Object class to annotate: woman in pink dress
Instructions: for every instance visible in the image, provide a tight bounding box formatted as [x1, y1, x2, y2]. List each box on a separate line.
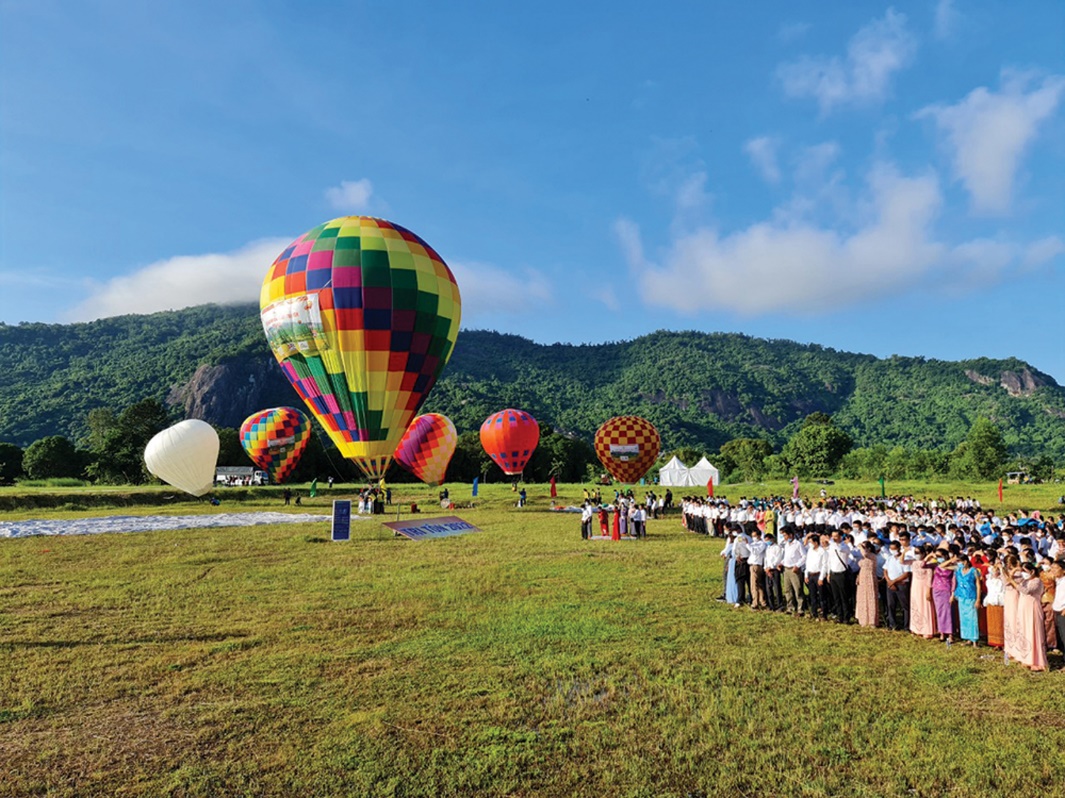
[855, 541, 879, 627]
[909, 548, 937, 640]
[1001, 554, 1023, 663]
[931, 547, 958, 643]
[1005, 563, 1048, 672]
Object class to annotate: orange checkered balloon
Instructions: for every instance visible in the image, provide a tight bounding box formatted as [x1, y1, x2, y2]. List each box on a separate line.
[594, 416, 660, 484]
[394, 413, 457, 487]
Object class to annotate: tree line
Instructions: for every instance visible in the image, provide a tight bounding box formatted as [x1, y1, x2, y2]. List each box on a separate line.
[0, 400, 1055, 488]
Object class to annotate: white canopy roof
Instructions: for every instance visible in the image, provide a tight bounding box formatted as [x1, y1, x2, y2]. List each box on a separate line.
[688, 456, 720, 487]
[658, 455, 693, 487]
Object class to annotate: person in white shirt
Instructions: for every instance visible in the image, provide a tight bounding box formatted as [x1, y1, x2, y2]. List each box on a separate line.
[823, 530, 853, 623]
[763, 534, 784, 611]
[781, 527, 807, 615]
[732, 527, 751, 606]
[1051, 559, 1065, 655]
[883, 540, 911, 630]
[804, 533, 827, 620]
[580, 501, 594, 539]
[748, 531, 768, 609]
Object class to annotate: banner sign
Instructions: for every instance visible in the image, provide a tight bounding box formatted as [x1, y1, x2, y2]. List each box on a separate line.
[331, 500, 352, 541]
[383, 515, 481, 541]
[609, 443, 640, 461]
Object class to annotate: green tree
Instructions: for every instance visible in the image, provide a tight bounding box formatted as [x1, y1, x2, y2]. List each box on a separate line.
[88, 399, 171, 484]
[23, 436, 81, 479]
[951, 418, 1008, 480]
[719, 438, 773, 481]
[782, 419, 853, 478]
[216, 427, 250, 467]
[0, 442, 24, 484]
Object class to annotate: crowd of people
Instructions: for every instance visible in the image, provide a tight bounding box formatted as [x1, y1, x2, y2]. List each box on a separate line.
[578, 488, 674, 540]
[681, 494, 1064, 672]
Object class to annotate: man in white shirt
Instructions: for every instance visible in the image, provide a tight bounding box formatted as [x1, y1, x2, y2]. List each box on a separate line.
[748, 531, 768, 609]
[581, 501, 594, 539]
[1050, 559, 1065, 655]
[823, 530, 853, 623]
[763, 533, 784, 612]
[781, 527, 807, 615]
[804, 532, 826, 620]
[883, 540, 910, 630]
[732, 527, 751, 606]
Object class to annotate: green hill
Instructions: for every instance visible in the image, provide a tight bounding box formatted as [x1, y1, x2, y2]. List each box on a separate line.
[0, 304, 1062, 459]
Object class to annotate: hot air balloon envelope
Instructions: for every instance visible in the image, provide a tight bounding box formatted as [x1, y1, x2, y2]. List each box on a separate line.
[594, 416, 660, 484]
[394, 413, 457, 487]
[144, 419, 220, 497]
[240, 407, 311, 484]
[480, 409, 539, 476]
[260, 216, 461, 481]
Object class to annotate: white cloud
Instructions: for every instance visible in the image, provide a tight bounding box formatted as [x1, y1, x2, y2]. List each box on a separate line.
[623, 164, 943, 314]
[67, 238, 291, 322]
[916, 71, 1065, 214]
[777, 8, 916, 113]
[744, 136, 781, 183]
[324, 178, 374, 212]
[933, 0, 957, 39]
[447, 260, 553, 324]
[618, 160, 1061, 316]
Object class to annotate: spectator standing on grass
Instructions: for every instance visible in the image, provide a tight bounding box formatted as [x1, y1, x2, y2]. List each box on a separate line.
[1005, 563, 1048, 671]
[883, 540, 911, 631]
[780, 527, 806, 615]
[931, 547, 958, 643]
[954, 556, 981, 646]
[732, 527, 751, 607]
[1051, 559, 1065, 655]
[581, 501, 593, 540]
[824, 530, 852, 623]
[984, 561, 1006, 648]
[764, 534, 783, 611]
[855, 541, 879, 628]
[805, 533, 826, 620]
[748, 530, 768, 610]
[283, 488, 291, 506]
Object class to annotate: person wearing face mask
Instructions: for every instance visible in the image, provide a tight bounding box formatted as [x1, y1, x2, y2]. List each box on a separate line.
[1003, 562, 1048, 672]
[910, 546, 938, 640]
[931, 546, 959, 644]
[983, 560, 1006, 649]
[883, 541, 911, 631]
[953, 555, 981, 647]
[1051, 559, 1065, 657]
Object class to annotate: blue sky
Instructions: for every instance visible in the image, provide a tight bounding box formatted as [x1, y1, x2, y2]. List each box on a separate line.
[2, 0, 1063, 381]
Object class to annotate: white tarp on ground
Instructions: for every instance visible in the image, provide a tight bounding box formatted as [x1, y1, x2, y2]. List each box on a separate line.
[688, 457, 720, 487]
[0, 512, 338, 540]
[658, 456, 693, 487]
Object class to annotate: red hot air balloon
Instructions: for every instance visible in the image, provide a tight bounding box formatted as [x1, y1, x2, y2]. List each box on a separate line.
[480, 409, 539, 476]
[594, 416, 660, 484]
[394, 413, 458, 487]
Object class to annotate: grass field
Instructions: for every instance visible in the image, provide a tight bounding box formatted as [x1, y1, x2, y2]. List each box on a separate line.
[1, 481, 1063, 797]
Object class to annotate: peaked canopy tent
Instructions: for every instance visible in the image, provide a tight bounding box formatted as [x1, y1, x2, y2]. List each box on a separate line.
[688, 456, 720, 487]
[658, 456, 693, 487]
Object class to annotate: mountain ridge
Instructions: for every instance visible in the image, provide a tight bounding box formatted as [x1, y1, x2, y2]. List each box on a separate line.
[0, 304, 1062, 459]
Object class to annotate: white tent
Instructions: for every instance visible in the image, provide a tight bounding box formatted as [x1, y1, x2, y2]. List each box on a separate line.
[658, 456, 693, 487]
[688, 456, 720, 488]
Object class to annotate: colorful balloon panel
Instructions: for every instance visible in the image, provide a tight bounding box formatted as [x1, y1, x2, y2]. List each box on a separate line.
[594, 416, 660, 484]
[144, 419, 219, 497]
[480, 409, 539, 476]
[239, 407, 311, 484]
[260, 216, 462, 481]
[394, 413, 457, 487]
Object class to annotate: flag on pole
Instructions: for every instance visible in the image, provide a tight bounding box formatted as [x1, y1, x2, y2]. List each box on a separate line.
[707, 478, 714, 498]
[549, 476, 557, 498]
[472, 477, 479, 497]
[997, 478, 1003, 503]
[791, 476, 800, 499]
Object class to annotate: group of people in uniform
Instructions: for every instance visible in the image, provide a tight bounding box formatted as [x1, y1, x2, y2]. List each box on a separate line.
[687, 494, 1063, 673]
[578, 488, 674, 540]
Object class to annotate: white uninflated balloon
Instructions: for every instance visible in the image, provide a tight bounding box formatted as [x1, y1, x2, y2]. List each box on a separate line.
[144, 420, 219, 497]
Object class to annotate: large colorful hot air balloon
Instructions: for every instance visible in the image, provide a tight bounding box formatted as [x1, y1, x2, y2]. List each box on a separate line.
[594, 416, 660, 484]
[260, 216, 461, 481]
[480, 409, 539, 476]
[239, 407, 311, 484]
[394, 413, 457, 487]
[144, 419, 219, 496]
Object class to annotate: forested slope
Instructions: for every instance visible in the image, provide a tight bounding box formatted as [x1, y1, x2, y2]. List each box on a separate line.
[0, 304, 1062, 459]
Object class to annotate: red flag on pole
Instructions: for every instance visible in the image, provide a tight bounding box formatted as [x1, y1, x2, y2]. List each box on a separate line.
[549, 476, 557, 498]
[707, 478, 714, 498]
[998, 478, 1003, 503]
